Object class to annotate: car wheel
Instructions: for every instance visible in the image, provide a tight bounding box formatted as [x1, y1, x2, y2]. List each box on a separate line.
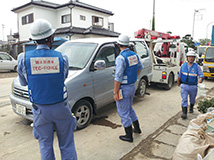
[136, 78, 147, 97]
[13, 66, 17, 72]
[73, 99, 93, 130]
[164, 73, 174, 90]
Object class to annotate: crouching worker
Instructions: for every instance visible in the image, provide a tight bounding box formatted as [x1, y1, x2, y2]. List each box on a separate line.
[114, 34, 143, 143]
[17, 19, 77, 160]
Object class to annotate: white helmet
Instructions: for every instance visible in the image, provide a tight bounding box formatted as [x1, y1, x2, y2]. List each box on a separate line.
[186, 51, 196, 57]
[117, 34, 129, 46]
[30, 19, 55, 40]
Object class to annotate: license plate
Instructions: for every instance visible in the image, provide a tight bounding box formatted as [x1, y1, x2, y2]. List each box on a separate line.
[16, 104, 26, 116]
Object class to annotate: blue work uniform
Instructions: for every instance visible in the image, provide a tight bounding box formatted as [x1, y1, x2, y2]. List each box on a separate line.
[115, 48, 143, 127]
[178, 62, 204, 107]
[17, 44, 77, 160]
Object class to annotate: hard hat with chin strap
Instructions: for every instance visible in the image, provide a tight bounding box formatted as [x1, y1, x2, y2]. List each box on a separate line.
[186, 51, 197, 57]
[117, 34, 130, 46]
[30, 19, 55, 40]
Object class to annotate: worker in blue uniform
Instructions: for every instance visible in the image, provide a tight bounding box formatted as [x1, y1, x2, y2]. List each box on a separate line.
[114, 34, 143, 142]
[17, 19, 77, 160]
[177, 51, 204, 119]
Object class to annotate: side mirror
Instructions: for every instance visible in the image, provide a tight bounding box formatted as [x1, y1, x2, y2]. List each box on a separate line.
[94, 60, 106, 70]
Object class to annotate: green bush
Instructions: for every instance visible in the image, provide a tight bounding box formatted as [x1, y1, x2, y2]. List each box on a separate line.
[197, 98, 214, 113]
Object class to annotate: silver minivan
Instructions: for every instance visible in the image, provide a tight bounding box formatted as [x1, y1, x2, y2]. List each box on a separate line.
[10, 37, 153, 129]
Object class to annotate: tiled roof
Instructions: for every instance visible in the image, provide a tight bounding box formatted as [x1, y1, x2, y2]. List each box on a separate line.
[55, 26, 120, 37]
[12, 0, 113, 15]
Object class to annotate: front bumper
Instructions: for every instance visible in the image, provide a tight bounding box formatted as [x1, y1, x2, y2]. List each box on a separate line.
[10, 93, 33, 121]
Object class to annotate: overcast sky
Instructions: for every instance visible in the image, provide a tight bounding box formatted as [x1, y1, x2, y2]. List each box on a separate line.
[0, 0, 214, 41]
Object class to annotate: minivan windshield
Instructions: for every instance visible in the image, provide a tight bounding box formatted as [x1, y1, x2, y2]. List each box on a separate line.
[55, 42, 98, 69]
[205, 47, 214, 62]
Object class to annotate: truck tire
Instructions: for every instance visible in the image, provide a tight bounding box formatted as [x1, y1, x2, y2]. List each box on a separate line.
[73, 99, 93, 130]
[136, 78, 147, 97]
[164, 73, 174, 90]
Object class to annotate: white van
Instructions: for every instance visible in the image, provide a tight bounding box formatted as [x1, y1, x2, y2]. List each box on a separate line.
[10, 38, 153, 129]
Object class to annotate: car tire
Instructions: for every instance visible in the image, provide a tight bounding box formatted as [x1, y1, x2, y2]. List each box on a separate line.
[73, 99, 93, 130]
[164, 73, 174, 90]
[136, 78, 147, 97]
[13, 66, 17, 72]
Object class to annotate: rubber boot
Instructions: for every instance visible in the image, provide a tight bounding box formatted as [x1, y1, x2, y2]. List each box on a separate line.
[189, 104, 194, 113]
[181, 107, 187, 119]
[133, 120, 142, 134]
[119, 126, 133, 142]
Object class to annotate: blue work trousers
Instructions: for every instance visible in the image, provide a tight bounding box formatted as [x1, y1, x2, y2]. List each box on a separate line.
[180, 84, 197, 107]
[116, 84, 138, 127]
[32, 100, 77, 160]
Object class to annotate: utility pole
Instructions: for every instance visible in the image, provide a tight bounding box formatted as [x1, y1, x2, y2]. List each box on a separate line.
[2, 24, 5, 41]
[192, 8, 205, 40]
[152, 0, 155, 31]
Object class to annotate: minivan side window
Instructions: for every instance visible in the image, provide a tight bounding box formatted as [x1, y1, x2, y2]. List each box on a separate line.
[135, 42, 148, 59]
[95, 44, 116, 68]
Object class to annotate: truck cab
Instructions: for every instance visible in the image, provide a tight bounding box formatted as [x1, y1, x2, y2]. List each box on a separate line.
[203, 46, 214, 79]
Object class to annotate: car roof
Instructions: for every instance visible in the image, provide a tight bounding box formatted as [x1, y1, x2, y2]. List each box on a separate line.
[64, 37, 145, 45]
[0, 52, 9, 55]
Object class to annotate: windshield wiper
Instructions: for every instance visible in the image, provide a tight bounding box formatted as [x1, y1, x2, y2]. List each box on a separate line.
[69, 66, 82, 70]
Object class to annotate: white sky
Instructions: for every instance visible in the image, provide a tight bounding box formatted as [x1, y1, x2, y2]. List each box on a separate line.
[0, 0, 214, 41]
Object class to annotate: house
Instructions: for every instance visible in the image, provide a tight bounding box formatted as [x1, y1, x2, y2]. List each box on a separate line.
[11, 0, 120, 43]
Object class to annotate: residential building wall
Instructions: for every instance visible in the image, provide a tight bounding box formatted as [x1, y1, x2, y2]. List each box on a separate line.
[18, 6, 57, 41]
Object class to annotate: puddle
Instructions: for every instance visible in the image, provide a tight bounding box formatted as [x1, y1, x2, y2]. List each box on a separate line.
[92, 116, 122, 129]
[4, 132, 10, 136]
[16, 119, 32, 126]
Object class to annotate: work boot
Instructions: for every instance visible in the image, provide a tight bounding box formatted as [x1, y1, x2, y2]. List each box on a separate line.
[181, 107, 187, 119]
[189, 104, 194, 113]
[119, 126, 133, 142]
[133, 120, 142, 134]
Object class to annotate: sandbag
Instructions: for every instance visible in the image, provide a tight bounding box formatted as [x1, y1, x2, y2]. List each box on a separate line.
[172, 114, 214, 160]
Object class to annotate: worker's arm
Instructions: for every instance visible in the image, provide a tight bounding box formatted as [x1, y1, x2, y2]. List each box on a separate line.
[114, 55, 125, 101]
[197, 64, 204, 83]
[114, 80, 121, 101]
[17, 52, 28, 86]
[177, 77, 181, 87]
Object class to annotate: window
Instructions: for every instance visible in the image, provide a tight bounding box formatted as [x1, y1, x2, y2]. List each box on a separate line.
[108, 23, 114, 31]
[80, 15, 86, 21]
[92, 16, 103, 27]
[62, 14, 71, 24]
[0, 53, 12, 61]
[95, 44, 116, 68]
[134, 42, 149, 59]
[22, 13, 34, 25]
[55, 42, 97, 69]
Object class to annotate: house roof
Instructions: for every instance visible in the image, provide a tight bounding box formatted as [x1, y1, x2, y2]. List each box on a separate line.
[11, 0, 114, 15]
[55, 26, 120, 37]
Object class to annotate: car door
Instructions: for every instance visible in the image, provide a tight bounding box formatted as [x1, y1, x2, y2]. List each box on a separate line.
[91, 43, 118, 108]
[0, 53, 13, 70]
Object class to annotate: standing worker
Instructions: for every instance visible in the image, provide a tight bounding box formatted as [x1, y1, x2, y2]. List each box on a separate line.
[17, 19, 77, 160]
[114, 34, 143, 143]
[177, 51, 204, 119]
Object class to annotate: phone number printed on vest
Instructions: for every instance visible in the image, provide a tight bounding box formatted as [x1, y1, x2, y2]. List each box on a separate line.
[127, 55, 138, 67]
[30, 57, 60, 74]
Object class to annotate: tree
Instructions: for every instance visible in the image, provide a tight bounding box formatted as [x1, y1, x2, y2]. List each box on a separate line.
[181, 34, 197, 50]
[199, 38, 210, 46]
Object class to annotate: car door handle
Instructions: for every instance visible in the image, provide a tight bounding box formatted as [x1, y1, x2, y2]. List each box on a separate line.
[112, 70, 115, 76]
